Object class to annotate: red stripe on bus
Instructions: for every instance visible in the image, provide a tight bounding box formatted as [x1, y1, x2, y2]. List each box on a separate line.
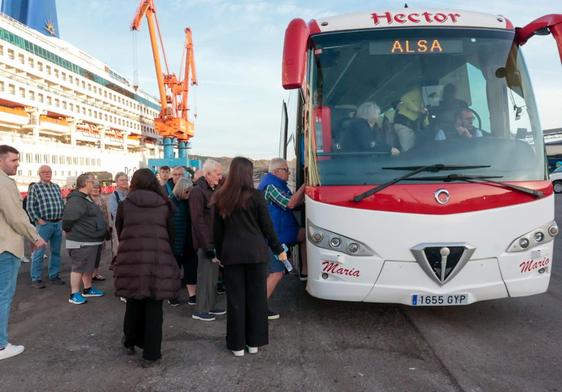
[305, 181, 553, 214]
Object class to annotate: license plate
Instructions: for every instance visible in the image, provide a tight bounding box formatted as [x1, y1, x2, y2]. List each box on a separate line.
[411, 294, 469, 306]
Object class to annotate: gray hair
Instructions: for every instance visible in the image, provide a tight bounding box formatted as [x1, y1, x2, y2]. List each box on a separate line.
[202, 159, 221, 174]
[76, 173, 93, 189]
[114, 171, 128, 182]
[269, 158, 287, 172]
[172, 177, 193, 199]
[356, 102, 380, 121]
[172, 166, 186, 174]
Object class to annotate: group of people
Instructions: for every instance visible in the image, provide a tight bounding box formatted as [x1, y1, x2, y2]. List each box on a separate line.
[337, 83, 483, 154]
[0, 144, 306, 366]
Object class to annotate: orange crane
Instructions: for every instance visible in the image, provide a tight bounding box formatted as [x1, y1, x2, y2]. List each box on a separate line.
[131, 0, 197, 141]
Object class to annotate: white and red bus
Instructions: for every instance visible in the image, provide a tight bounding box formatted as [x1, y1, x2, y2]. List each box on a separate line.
[280, 9, 562, 305]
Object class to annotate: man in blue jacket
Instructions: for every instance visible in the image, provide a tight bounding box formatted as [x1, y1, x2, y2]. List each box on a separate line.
[257, 158, 305, 320]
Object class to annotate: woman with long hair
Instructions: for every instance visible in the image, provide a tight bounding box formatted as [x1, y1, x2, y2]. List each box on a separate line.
[212, 157, 287, 357]
[113, 168, 180, 367]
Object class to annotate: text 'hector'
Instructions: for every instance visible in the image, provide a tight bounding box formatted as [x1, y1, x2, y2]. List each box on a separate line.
[371, 11, 461, 25]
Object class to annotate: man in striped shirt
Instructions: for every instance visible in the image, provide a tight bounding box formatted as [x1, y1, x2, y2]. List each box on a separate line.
[26, 165, 65, 288]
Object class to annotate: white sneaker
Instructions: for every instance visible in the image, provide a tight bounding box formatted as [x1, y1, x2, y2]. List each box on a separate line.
[0, 343, 25, 360]
[232, 349, 244, 357]
[20, 256, 30, 263]
[247, 346, 258, 354]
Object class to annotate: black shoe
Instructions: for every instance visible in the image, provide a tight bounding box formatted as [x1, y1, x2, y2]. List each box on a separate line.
[267, 309, 280, 320]
[216, 282, 226, 295]
[187, 295, 197, 306]
[141, 358, 160, 368]
[31, 280, 46, 289]
[121, 337, 135, 355]
[49, 276, 66, 285]
[168, 298, 181, 307]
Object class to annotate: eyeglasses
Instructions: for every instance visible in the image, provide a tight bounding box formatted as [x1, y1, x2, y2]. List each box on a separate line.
[277, 168, 289, 172]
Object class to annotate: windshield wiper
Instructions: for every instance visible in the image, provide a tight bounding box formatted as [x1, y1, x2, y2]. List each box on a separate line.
[352, 164, 490, 202]
[402, 173, 544, 198]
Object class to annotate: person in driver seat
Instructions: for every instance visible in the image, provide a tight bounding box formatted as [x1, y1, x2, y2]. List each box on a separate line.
[435, 107, 483, 140]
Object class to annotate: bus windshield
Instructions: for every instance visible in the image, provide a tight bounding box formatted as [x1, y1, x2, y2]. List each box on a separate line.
[309, 28, 546, 186]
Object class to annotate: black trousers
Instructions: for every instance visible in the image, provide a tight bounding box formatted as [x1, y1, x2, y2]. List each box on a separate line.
[123, 298, 163, 361]
[223, 263, 268, 351]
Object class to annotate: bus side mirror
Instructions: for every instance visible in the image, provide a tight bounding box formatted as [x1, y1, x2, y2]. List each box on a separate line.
[516, 14, 562, 64]
[282, 19, 309, 90]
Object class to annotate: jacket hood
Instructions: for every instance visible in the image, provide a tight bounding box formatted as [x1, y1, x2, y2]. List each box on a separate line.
[127, 189, 169, 208]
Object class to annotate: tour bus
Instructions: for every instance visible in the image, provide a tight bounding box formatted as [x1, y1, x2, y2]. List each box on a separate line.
[280, 9, 562, 305]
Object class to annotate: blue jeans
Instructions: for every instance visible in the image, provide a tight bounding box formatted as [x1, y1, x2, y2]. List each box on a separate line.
[31, 221, 62, 281]
[0, 252, 21, 348]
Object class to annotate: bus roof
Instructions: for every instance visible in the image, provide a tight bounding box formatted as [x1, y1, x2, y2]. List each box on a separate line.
[312, 9, 513, 33]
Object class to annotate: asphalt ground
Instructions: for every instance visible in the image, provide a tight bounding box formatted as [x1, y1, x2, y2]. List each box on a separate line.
[2, 197, 562, 392]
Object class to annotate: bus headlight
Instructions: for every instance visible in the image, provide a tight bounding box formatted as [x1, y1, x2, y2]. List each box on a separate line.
[307, 221, 374, 256]
[506, 221, 558, 253]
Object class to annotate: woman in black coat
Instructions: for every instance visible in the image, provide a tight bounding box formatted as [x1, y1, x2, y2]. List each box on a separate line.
[113, 168, 180, 367]
[212, 157, 287, 357]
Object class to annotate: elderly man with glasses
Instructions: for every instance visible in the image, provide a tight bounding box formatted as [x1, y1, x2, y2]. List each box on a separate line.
[26, 164, 65, 288]
[257, 158, 306, 320]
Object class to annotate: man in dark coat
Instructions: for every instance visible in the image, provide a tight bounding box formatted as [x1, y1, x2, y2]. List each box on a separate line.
[189, 159, 224, 321]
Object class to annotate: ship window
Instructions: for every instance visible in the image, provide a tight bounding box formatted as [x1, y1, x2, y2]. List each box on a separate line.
[51, 155, 56, 164]
[0, 81, 4, 91]
[38, 93, 43, 102]
[73, 157, 78, 165]
[54, 98, 59, 106]
[0, 45, 3, 55]
[8, 84, 14, 94]
[43, 154, 48, 162]
[19, 87, 25, 97]
[34, 153, 40, 162]
[46, 65, 51, 74]
[7, 49, 14, 60]
[28, 90, 34, 100]
[37, 62, 43, 71]
[54, 69, 59, 78]
[61, 72, 66, 81]
[26, 153, 32, 162]
[27, 170, 32, 176]
[62, 101, 66, 109]
[82, 107, 86, 114]
[47, 96, 52, 105]
[28, 58, 33, 67]
[81, 81, 85, 89]
[18, 53, 24, 64]
[69, 75, 73, 83]
[69, 103, 74, 111]
[88, 109, 92, 116]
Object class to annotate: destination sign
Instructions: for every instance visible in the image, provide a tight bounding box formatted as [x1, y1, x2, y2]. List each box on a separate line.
[369, 39, 463, 55]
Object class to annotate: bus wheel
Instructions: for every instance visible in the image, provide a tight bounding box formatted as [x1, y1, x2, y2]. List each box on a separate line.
[554, 181, 562, 193]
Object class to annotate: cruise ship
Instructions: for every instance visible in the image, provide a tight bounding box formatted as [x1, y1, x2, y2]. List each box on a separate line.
[0, 1, 162, 190]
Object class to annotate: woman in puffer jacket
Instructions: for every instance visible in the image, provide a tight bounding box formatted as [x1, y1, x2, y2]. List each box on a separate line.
[113, 168, 180, 368]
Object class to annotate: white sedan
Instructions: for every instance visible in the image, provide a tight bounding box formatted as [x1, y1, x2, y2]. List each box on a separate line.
[550, 166, 562, 193]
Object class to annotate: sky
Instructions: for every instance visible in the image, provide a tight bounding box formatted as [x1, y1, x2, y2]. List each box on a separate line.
[56, 0, 562, 159]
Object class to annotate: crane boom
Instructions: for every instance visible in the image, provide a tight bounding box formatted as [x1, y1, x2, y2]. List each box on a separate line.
[131, 0, 196, 141]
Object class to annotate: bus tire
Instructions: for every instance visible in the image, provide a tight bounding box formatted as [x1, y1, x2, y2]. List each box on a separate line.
[554, 181, 562, 193]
